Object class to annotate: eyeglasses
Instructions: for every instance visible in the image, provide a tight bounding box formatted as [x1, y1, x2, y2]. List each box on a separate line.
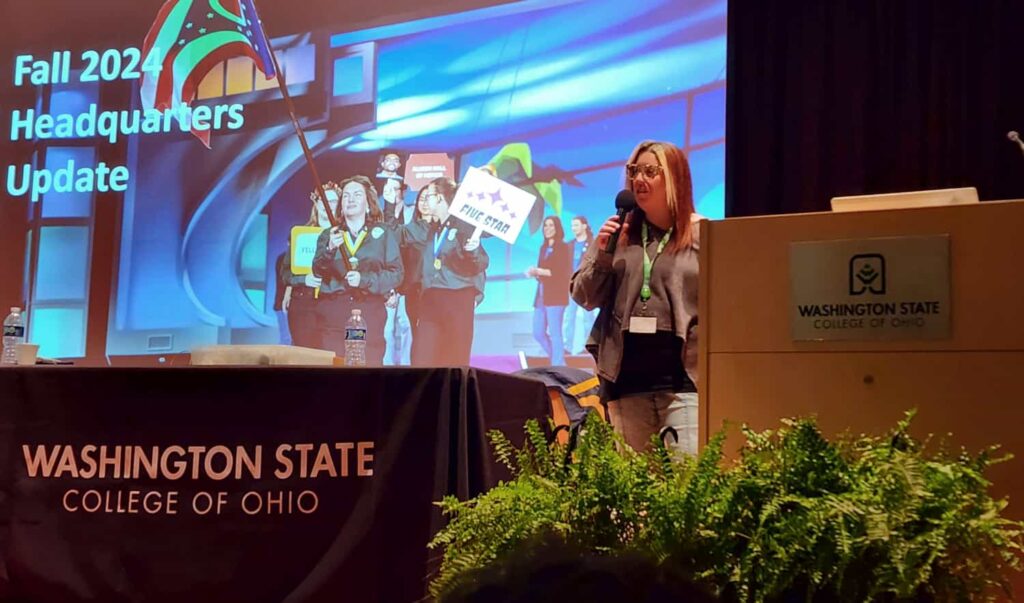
[626, 163, 664, 179]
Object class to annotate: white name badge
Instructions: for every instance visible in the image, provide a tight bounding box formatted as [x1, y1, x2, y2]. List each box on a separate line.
[628, 316, 657, 334]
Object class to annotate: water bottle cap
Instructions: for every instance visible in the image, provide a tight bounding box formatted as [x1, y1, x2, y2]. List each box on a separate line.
[10, 307, 20, 314]
[352, 309, 361, 316]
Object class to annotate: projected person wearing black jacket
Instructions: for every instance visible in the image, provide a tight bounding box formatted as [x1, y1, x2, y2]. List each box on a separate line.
[312, 175, 403, 366]
[280, 185, 339, 349]
[408, 177, 489, 367]
[390, 185, 432, 340]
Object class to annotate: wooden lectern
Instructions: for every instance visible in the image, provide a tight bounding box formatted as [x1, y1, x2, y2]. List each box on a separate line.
[698, 200, 1024, 534]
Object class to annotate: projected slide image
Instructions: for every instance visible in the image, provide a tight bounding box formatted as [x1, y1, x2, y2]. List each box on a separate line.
[4, 0, 726, 368]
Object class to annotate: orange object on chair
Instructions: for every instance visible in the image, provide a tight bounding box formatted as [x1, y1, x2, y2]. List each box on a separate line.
[546, 376, 606, 445]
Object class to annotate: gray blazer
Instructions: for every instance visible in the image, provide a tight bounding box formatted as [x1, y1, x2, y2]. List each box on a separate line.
[569, 220, 699, 387]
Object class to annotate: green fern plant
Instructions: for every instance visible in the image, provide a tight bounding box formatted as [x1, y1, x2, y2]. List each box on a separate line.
[427, 416, 661, 598]
[428, 412, 1024, 602]
[708, 413, 1024, 602]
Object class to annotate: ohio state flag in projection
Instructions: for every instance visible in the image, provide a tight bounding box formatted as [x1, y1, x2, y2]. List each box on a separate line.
[140, 0, 277, 147]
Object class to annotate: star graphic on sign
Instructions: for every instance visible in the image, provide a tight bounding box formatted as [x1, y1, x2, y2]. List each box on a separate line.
[199, 27, 207, 34]
[178, 39, 186, 46]
[186, 22, 193, 29]
[207, 12, 214, 18]
[486, 190, 503, 205]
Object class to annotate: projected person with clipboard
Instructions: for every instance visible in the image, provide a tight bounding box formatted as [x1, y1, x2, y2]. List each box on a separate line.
[282, 184, 342, 349]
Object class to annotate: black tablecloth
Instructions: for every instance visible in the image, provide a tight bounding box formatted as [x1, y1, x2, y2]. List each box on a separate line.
[0, 366, 549, 603]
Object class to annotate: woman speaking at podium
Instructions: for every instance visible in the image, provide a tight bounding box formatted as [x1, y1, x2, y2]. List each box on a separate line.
[570, 140, 700, 455]
[313, 175, 403, 366]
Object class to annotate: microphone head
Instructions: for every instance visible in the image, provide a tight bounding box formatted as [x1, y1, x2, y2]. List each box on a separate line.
[614, 189, 637, 211]
[1009, 131, 1021, 142]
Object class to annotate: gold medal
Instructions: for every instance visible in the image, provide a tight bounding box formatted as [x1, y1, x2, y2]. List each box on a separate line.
[434, 258, 442, 270]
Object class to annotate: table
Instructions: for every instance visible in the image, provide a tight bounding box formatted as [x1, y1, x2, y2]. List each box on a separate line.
[0, 366, 549, 602]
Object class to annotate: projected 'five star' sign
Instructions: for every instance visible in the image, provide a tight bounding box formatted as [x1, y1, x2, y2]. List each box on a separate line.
[472, 189, 516, 220]
[449, 167, 537, 244]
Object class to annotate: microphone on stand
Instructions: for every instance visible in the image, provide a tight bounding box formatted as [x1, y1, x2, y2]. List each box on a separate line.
[1008, 131, 1024, 158]
[605, 190, 637, 254]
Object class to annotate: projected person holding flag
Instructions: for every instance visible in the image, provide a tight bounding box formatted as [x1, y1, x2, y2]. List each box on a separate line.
[409, 177, 489, 367]
[313, 176, 403, 366]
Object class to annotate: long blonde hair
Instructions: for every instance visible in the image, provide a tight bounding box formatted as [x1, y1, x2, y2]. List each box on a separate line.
[625, 140, 695, 251]
[306, 182, 342, 227]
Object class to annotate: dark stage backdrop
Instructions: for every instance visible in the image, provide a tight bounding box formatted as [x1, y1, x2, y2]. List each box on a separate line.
[727, 0, 1024, 216]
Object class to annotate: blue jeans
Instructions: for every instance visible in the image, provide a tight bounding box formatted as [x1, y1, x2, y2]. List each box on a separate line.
[607, 391, 699, 456]
[563, 298, 598, 355]
[275, 310, 291, 345]
[533, 304, 566, 366]
[384, 295, 412, 366]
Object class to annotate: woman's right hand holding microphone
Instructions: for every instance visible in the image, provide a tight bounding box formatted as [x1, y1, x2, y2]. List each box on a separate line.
[595, 214, 629, 253]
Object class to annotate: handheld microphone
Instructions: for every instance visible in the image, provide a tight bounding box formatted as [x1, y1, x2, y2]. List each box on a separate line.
[1008, 131, 1024, 157]
[605, 189, 637, 254]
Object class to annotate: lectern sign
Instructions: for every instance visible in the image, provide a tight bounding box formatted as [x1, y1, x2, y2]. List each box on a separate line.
[789, 235, 950, 341]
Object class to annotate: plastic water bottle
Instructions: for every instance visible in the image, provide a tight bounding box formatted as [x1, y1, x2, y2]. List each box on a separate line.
[344, 309, 367, 367]
[2, 307, 26, 366]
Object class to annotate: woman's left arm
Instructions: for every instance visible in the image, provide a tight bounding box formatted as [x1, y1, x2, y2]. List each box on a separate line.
[556, 242, 571, 282]
[684, 317, 699, 387]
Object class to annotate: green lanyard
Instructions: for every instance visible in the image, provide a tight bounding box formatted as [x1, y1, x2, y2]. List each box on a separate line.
[641, 221, 673, 302]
